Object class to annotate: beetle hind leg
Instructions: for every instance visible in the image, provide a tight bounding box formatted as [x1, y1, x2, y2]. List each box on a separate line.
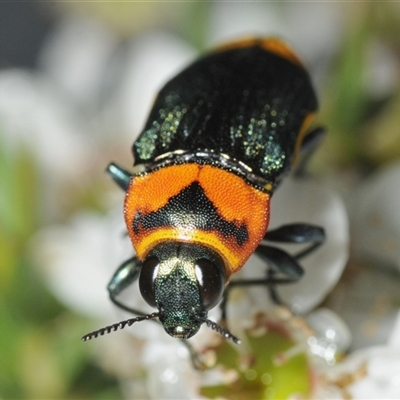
[258, 223, 325, 303]
[263, 223, 325, 261]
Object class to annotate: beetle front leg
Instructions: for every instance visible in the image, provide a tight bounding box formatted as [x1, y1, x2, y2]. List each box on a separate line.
[107, 256, 148, 316]
[106, 162, 132, 192]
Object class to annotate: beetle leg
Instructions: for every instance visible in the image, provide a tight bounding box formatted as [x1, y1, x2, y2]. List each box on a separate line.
[294, 126, 326, 177]
[220, 267, 296, 322]
[264, 223, 324, 243]
[108, 257, 209, 368]
[220, 223, 325, 319]
[107, 256, 149, 316]
[255, 245, 304, 279]
[266, 269, 284, 304]
[106, 162, 132, 191]
[108, 256, 141, 296]
[221, 244, 304, 320]
[263, 223, 325, 261]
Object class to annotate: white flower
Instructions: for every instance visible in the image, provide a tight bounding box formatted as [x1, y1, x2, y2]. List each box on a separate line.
[104, 31, 196, 141]
[0, 69, 91, 180]
[37, 15, 119, 109]
[347, 346, 400, 399]
[0, 68, 97, 222]
[206, 2, 344, 71]
[31, 208, 129, 320]
[351, 162, 400, 272]
[320, 312, 400, 399]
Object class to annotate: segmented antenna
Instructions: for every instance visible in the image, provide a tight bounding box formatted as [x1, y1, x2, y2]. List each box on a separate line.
[82, 313, 240, 344]
[81, 312, 159, 341]
[204, 319, 241, 344]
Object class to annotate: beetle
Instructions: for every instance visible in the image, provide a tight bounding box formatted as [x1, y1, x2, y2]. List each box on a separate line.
[82, 37, 325, 345]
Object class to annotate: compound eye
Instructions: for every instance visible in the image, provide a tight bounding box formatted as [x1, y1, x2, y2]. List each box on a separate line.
[195, 259, 225, 310]
[139, 256, 159, 307]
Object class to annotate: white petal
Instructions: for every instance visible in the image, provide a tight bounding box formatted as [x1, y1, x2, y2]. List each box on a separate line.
[106, 32, 196, 141]
[206, 2, 285, 46]
[206, 2, 342, 66]
[30, 209, 131, 319]
[346, 347, 400, 399]
[306, 308, 352, 365]
[37, 15, 118, 107]
[388, 310, 400, 349]
[270, 177, 349, 313]
[283, 2, 343, 64]
[142, 339, 199, 400]
[351, 162, 400, 271]
[0, 69, 92, 179]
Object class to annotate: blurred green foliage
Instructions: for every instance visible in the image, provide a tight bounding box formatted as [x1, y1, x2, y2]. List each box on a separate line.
[0, 137, 121, 398]
[316, 3, 400, 171]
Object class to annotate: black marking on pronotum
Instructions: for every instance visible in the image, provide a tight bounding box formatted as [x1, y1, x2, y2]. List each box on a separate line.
[133, 181, 249, 245]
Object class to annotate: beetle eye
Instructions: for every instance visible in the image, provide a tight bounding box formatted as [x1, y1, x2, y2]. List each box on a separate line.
[195, 258, 225, 310]
[139, 256, 159, 307]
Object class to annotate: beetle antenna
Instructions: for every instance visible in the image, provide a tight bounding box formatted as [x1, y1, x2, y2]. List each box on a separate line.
[204, 319, 241, 344]
[81, 312, 159, 342]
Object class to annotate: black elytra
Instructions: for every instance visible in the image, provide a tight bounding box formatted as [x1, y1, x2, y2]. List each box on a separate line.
[134, 42, 317, 186]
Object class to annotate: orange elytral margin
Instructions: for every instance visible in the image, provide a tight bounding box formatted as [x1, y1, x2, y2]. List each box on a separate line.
[292, 112, 316, 167]
[124, 164, 270, 279]
[215, 37, 305, 69]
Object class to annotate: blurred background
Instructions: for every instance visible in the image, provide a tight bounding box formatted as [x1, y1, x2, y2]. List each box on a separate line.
[1, 1, 400, 398]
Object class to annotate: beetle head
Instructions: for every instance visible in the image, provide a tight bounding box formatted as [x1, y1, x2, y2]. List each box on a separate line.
[82, 242, 240, 345]
[139, 241, 226, 339]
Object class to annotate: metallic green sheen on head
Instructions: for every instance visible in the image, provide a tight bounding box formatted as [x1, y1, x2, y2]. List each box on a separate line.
[138, 242, 226, 339]
[156, 266, 205, 339]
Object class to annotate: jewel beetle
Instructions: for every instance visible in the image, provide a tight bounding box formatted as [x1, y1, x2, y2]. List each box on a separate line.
[82, 37, 326, 345]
